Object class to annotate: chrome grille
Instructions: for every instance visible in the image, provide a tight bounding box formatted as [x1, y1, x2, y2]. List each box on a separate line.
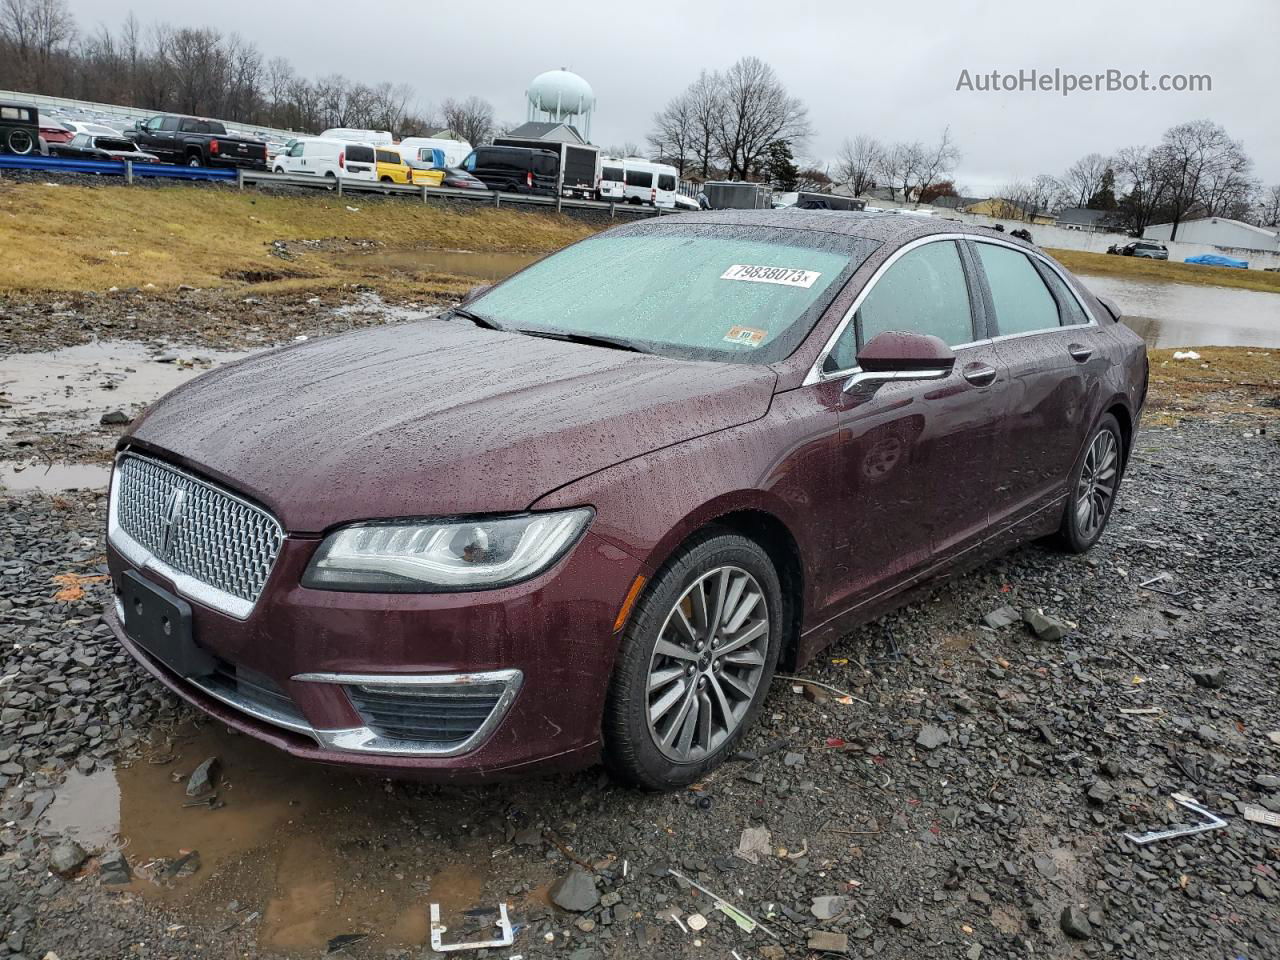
[113, 453, 283, 608]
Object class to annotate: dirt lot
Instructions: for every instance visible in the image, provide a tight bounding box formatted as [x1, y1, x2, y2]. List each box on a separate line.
[2, 198, 1279, 959]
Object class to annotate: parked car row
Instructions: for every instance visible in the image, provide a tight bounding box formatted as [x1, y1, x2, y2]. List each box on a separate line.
[271, 137, 487, 191]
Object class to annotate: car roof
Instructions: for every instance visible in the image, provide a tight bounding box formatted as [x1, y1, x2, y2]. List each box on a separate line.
[647, 208, 1039, 250]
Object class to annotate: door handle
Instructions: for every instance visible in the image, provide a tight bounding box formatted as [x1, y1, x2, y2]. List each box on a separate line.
[961, 362, 998, 387]
[1068, 343, 1093, 362]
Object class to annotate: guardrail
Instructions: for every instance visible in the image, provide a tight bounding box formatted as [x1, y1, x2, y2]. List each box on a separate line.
[236, 169, 666, 218]
[0, 154, 669, 218]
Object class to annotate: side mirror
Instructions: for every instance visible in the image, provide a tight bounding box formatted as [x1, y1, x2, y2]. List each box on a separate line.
[461, 283, 492, 305]
[846, 331, 955, 391]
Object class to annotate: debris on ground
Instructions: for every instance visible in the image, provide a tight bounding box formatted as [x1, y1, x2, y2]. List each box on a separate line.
[1022, 607, 1071, 641]
[184, 757, 220, 798]
[548, 868, 599, 912]
[734, 825, 772, 865]
[981, 605, 1020, 629]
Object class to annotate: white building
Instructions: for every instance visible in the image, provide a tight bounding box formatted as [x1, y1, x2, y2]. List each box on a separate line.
[1144, 217, 1280, 253]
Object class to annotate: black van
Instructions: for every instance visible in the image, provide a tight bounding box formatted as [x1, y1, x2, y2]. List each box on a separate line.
[0, 101, 40, 155]
[460, 146, 558, 196]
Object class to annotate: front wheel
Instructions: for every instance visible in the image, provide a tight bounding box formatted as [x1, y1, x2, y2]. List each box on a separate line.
[1057, 413, 1124, 553]
[604, 531, 783, 790]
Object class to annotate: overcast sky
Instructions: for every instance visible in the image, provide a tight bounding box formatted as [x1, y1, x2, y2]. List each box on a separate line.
[68, 0, 1279, 193]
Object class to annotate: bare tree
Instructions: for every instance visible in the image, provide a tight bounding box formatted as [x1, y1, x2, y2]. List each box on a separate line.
[713, 56, 809, 180]
[686, 70, 724, 178]
[914, 127, 960, 202]
[1060, 153, 1110, 208]
[834, 134, 881, 195]
[877, 141, 925, 202]
[648, 90, 694, 173]
[1112, 145, 1170, 233]
[1152, 119, 1251, 239]
[1253, 184, 1280, 227]
[0, 0, 76, 89]
[442, 95, 495, 145]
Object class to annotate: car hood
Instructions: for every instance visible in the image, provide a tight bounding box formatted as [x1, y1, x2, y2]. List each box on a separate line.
[125, 320, 777, 533]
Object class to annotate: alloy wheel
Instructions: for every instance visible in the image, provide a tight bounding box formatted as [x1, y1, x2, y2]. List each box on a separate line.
[645, 565, 769, 762]
[1076, 428, 1118, 539]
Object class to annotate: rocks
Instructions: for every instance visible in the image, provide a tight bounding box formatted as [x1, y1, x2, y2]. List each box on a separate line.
[1023, 608, 1071, 642]
[1189, 666, 1226, 689]
[982, 605, 1020, 629]
[99, 410, 131, 425]
[888, 909, 915, 927]
[915, 724, 951, 750]
[185, 757, 220, 797]
[548, 868, 599, 912]
[48, 839, 87, 877]
[1086, 780, 1115, 805]
[810, 895, 848, 919]
[98, 850, 131, 884]
[1060, 905, 1093, 940]
[807, 930, 849, 953]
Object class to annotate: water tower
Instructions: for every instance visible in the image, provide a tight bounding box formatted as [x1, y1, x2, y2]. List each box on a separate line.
[526, 68, 595, 141]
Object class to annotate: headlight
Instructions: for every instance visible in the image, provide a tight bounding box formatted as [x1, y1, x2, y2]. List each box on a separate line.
[301, 509, 593, 592]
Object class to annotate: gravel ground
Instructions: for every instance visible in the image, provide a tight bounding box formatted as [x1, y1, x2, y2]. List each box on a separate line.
[1, 411, 1277, 959]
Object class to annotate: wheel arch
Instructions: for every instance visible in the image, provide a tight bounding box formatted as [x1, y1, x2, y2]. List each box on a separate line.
[635, 495, 807, 671]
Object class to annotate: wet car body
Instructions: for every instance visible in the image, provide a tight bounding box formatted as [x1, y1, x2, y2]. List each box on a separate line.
[105, 211, 1148, 784]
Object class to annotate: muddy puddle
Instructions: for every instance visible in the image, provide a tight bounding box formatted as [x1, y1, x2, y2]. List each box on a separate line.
[0, 340, 253, 492]
[333, 249, 539, 283]
[1079, 273, 1280, 348]
[38, 721, 553, 954]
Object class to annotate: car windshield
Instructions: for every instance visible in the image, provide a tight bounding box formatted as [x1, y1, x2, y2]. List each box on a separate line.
[469, 223, 878, 364]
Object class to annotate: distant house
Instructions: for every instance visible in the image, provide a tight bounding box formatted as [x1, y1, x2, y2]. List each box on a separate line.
[1144, 217, 1280, 252]
[428, 128, 467, 141]
[931, 195, 984, 210]
[502, 121, 586, 145]
[963, 197, 1055, 225]
[1055, 207, 1117, 233]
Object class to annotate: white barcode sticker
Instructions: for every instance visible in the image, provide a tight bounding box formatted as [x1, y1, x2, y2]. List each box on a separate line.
[721, 264, 821, 288]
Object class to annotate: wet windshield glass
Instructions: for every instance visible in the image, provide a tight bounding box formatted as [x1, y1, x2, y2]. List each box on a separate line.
[470, 224, 877, 363]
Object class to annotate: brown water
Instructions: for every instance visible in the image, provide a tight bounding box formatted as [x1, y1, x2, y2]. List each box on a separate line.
[0, 460, 109, 492]
[1079, 274, 1280, 348]
[39, 721, 551, 953]
[333, 249, 540, 282]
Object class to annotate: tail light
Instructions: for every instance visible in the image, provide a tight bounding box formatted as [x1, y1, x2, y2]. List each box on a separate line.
[527, 171, 533, 188]
[339, 151, 345, 169]
[209, 138, 219, 154]
[651, 187, 656, 203]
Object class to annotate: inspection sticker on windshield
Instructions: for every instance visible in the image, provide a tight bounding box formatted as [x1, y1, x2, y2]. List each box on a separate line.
[723, 325, 768, 347]
[721, 264, 821, 288]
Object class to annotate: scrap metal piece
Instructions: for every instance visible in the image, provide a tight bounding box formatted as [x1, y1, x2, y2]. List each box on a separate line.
[1124, 793, 1227, 845]
[428, 902, 513, 953]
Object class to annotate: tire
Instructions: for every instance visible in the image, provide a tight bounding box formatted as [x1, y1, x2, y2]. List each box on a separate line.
[604, 530, 783, 790]
[1056, 413, 1124, 553]
[6, 128, 35, 155]
[187, 154, 201, 167]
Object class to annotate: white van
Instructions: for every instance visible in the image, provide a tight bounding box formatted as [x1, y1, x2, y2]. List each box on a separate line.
[398, 136, 472, 169]
[320, 127, 393, 146]
[598, 157, 625, 201]
[621, 159, 679, 208]
[273, 137, 377, 182]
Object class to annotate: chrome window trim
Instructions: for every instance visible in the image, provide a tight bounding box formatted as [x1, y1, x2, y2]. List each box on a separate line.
[292, 668, 524, 758]
[803, 233, 1097, 387]
[107, 452, 283, 621]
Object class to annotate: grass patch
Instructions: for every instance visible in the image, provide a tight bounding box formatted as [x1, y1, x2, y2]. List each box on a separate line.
[1146, 346, 1280, 424]
[1048, 247, 1280, 294]
[0, 181, 596, 297]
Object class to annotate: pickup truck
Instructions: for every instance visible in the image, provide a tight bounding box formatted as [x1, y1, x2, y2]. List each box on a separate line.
[128, 115, 268, 169]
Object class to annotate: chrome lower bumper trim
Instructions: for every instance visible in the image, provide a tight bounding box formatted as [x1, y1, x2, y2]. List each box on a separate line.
[189, 674, 316, 738]
[295, 669, 524, 758]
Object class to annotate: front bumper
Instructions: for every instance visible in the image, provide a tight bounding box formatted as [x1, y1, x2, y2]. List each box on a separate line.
[105, 527, 642, 780]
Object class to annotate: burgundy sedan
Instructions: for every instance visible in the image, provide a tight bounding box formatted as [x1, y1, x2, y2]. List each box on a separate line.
[105, 211, 1147, 789]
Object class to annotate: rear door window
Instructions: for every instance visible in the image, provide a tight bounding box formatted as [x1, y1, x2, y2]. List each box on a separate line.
[532, 154, 557, 176]
[626, 169, 654, 188]
[346, 145, 374, 163]
[827, 240, 974, 371]
[974, 243, 1061, 336]
[658, 174, 676, 191]
[603, 165, 624, 181]
[376, 149, 400, 164]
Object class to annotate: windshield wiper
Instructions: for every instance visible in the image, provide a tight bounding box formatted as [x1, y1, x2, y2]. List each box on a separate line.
[518, 329, 651, 355]
[449, 307, 505, 331]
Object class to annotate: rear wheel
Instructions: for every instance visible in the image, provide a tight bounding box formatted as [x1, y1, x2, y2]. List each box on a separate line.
[1057, 413, 1123, 552]
[187, 154, 201, 167]
[604, 531, 782, 790]
[6, 128, 35, 155]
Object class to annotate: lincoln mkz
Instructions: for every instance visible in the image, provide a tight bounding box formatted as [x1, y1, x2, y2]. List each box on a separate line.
[106, 210, 1147, 789]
